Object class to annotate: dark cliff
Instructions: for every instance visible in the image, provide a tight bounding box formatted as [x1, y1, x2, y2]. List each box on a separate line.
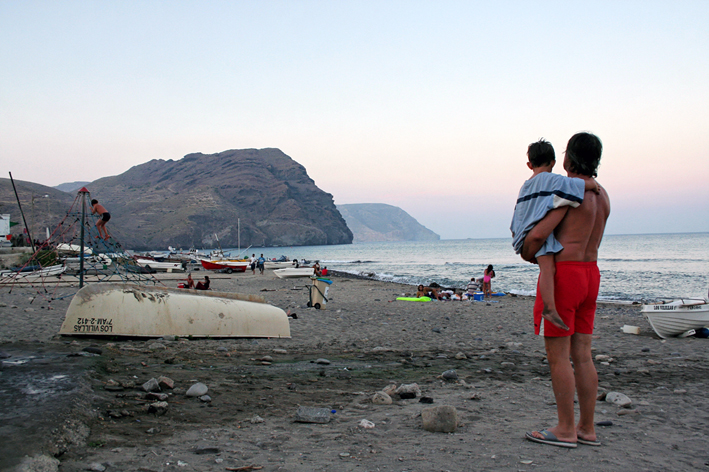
[88, 148, 353, 250]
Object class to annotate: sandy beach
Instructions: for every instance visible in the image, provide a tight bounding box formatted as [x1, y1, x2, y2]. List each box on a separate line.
[1, 270, 708, 471]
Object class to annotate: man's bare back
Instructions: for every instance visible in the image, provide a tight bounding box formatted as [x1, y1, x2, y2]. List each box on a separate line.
[555, 182, 610, 262]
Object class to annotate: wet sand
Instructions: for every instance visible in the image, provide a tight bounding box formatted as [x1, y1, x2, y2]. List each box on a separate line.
[1, 270, 708, 471]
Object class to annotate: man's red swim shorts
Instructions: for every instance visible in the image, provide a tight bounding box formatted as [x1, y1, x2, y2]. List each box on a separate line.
[534, 261, 600, 337]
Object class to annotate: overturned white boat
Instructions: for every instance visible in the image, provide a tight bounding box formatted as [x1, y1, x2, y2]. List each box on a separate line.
[59, 283, 290, 338]
[273, 267, 315, 279]
[641, 298, 709, 338]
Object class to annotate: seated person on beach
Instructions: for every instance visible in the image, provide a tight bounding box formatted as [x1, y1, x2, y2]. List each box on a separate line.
[466, 277, 482, 295]
[510, 138, 599, 330]
[312, 262, 322, 277]
[416, 284, 440, 300]
[90, 199, 111, 241]
[181, 273, 195, 289]
[195, 276, 210, 290]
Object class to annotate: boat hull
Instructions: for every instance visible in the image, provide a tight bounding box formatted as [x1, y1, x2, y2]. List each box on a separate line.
[273, 268, 315, 278]
[200, 260, 248, 272]
[59, 283, 290, 338]
[641, 302, 709, 338]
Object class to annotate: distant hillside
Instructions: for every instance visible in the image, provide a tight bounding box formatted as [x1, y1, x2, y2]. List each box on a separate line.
[1, 149, 353, 250]
[54, 181, 90, 193]
[87, 148, 352, 249]
[337, 203, 439, 243]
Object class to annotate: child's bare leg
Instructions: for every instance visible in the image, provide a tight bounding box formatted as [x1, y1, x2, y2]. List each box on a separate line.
[537, 255, 569, 331]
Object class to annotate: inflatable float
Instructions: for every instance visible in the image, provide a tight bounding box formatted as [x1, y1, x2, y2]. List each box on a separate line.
[396, 296, 432, 302]
[59, 283, 290, 338]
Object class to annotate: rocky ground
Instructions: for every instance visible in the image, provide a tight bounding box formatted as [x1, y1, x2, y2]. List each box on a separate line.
[1, 270, 708, 471]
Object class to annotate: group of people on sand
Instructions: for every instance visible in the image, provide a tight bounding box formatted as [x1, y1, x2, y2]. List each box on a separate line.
[179, 274, 210, 290]
[416, 264, 496, 301]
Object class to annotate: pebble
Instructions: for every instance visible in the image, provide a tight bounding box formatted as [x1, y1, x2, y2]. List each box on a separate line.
[83, 347, 103, 355]
[88, 462, 106, 471]
[149, 343, 166, 351]
[358, 419, 375, 429]
[441, 370, 458, 380]
[421, 405, 458, 433]
[216, 346, 228, 352]
[372, 391, 392, 405]
[142, 378, 161, 392]
[186, 382, 208, 397]
[148, 401, 168, 415]
[146, 392, 169, 401]
[199, 395, 212, 402]
[295, 406, 332, 424]
[315, 358, 331, 365]
[454, 352, 467, 360]
[193, 446, 220, 454]
[273, 349, 287, 354]
[158, 376, 175, 389]
[606, 392, 633, 408]
[396, 383, 421, 399]
[250, 415, 265, 424]
[382, 384, 397, 396]
[674, 389, 687, 394]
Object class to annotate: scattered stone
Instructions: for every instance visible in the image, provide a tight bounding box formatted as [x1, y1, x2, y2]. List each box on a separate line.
[83, 347, 103, 355]
[148, 401, 168, 415]
[161, 335, 177, 341]
[371, 346, 387, 352]
[421, 405, 459, 433]
[295, 406, 332, 423]
[88, 462, 107, 471]
[142, 378, 161, 392]
[186, 382, 208, 397]
[641, 348, 650, 352]
[595, 420, 613, 426]
[419, 396, 434, 404]
[595, 354, 610, 361]
[432, 328, 441, 333]
[158, 376, 175, 389]
[606, 392, 632, 408]
[146, 392, 169, 401]
[273, 349, 287, 354]
[216, 346, 228, 352]
[382, 384, 397, 396]
[674, 389, 687, 394]
[120, 380, 136, 389]
[372, 391, 392, 405]
[396, 383, 421, 399]
[250, 415, 265, 424]
[358, 419, 375, 429]
[617, 409, 640, 416]
[441, 370, 458, 380]
[199, 395, 212, 403]
[193, 446, 220, 454]
[260, 355, 274, 362]
[454, 352, 467, 360]
[315, 358, 331, 365]
[146, 427, 160, 434]
[597, 391, 608, 401]
[0, 351, 10, 359]
[149, 343, 166, 351]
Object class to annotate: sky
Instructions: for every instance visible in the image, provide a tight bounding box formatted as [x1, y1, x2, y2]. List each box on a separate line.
[1, 1, 708, 239]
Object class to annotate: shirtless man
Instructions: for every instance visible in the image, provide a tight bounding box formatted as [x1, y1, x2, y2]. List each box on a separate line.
[91, 199, 111, 241]
[522, 132, 610, 448]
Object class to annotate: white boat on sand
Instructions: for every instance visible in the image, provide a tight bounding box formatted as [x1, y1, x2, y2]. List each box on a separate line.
[641, 298, 709, 338]
[135, 257, 184, 272]
[273, 267, 315, 279]
[59, 283, 290, 338]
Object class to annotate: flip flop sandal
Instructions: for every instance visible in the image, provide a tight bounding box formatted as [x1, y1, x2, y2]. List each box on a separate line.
[525, 430, 577, 448]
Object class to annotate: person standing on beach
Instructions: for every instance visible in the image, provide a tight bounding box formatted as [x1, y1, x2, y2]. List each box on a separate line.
[257, 254, 266, 274]
[90, 199, 111, 241]
[522, 132, 610, 448]
[482, 265, 495, 298]
[250, 254, 257, 274]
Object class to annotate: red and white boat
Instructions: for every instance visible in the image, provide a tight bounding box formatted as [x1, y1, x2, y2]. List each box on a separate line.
[200, 259, 249, 273]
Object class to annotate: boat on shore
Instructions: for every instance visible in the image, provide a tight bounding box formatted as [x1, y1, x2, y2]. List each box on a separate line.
[200, 259, 249, 273]
[134, 256, 184, 273]
[273, 267, 315, 279]
[59, 283, 290, 338]
[0, 264, 66, 281]
[641, 298, 709, 338]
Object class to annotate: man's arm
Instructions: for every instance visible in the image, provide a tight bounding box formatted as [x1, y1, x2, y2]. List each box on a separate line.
[521, 207, 568, 262]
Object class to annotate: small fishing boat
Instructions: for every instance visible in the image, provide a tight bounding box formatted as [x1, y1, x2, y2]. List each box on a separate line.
[273, 267, 315, 279]
[134, 257, 184, 272]
[200, 259, 249, 273]
[641, 298, 709, 338]
[264, 260, 297, 269]
[0, 264, 66, 281]
[59, 283, 290, 338]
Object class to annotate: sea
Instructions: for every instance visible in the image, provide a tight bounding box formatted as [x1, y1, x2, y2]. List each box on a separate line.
[221, 232, 709, 304]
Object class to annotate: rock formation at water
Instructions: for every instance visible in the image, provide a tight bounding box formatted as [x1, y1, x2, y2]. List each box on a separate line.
[337, 203, 440, 243]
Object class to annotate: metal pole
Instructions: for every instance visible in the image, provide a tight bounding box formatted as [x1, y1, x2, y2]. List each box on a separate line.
[8, 172, 36, 253]
[79, 190, 87, 288]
